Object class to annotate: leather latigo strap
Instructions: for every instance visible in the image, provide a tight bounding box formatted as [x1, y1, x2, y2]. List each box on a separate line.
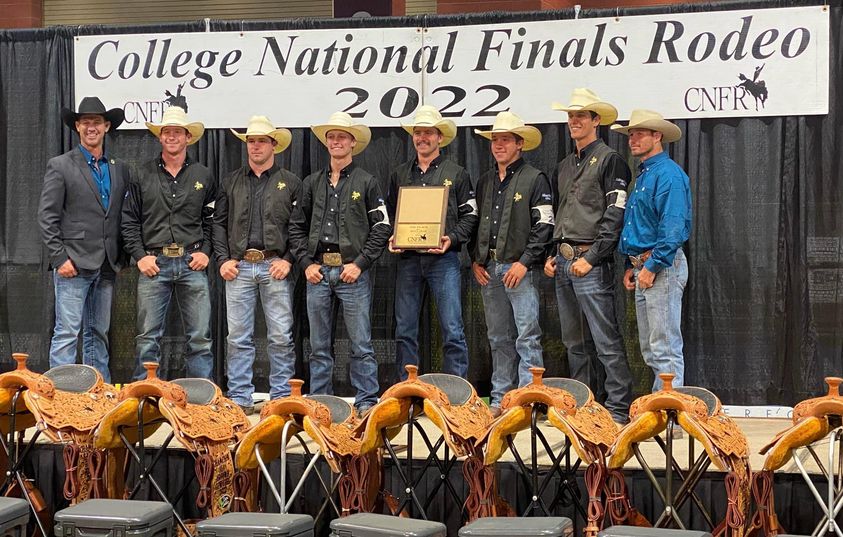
[96, 362, 248, 516]
[608, 374, 751, 537]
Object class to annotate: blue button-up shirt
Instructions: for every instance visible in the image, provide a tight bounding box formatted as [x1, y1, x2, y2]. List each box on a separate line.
[619, 151, 691, 273]
[79, 144, 111, 210]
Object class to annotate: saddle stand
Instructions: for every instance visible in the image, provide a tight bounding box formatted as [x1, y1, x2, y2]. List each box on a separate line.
[379, 398, 463, 520]
[505, 403, 586, 521]
[794, 425, 843, 537]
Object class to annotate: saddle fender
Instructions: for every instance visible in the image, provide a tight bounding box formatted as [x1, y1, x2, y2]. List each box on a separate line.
[480, 405, 532, 466]
[760, 416, 828, 471]
[235, 415, 298, 470]
[608, 411, 667, 468]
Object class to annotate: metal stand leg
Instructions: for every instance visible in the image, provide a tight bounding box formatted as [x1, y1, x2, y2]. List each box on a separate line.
[794, 426, 843, 537]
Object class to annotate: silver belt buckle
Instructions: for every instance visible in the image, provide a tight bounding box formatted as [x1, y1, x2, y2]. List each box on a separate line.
[559, 243, 575, 260]
[162, 243, 184, 258]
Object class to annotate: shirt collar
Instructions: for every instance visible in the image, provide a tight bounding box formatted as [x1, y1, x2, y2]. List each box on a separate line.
[158, 155, 191, 171]
[638, 150, 669, 173]
[248, 163, 279, 178]
[325, 161, 355, 180]
[414, 154, 442, 172]
[505, 157, 525, 176]
[575, 139, 601, 162]
[78, 144, 107, 163]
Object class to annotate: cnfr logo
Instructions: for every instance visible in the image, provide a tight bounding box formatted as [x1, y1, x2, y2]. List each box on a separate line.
[684, 63, 769, 113]
[122, 84, 191, 126]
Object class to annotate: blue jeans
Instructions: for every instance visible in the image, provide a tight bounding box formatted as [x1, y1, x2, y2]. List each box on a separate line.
[225, 259, 296, 406]
[554, 258, 633, 422]
[133, 254, 213, 380]
[49, 268, 114, 383]
[480, 261, 543, 407]
[634, 248, 689, 391]
[395, 252, 469, 379]
[306, 267, 379, 409]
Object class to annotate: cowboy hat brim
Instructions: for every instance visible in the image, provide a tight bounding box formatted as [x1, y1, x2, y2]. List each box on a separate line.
[61, 107, 125, 131]
[401, 119, 457, 147]
[146, 122, 205, 145]
[551, 101, 619, 125]
[230, 128, 293, 154]
[311, 124, 372, 156]
[611, 119, 682, 143]
[474, 125, 542, 151]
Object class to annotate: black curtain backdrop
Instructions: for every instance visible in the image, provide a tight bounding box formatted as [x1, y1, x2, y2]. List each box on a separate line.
[0, 0, 840, 405]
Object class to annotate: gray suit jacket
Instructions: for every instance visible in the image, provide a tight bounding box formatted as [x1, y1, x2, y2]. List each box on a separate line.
[38, 146, 130, 271]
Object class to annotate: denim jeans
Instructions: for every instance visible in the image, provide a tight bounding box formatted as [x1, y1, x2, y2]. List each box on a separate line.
[480, 261, 543, 407]
[225, 259, 296, 406]
[554, 258, 633, 422]
[306, 267, 379, 409]
[395, 251, 469, 379]
[50, 267, 115, 383]
[634, 248, 689, 391]
[133, 254, 212, 381]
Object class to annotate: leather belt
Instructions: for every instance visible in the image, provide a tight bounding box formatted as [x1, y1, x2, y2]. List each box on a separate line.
[559, 243, 591, 261]
[147, 241, 201, 258]
[321, 253, 343, 267]
[629, 250, 652, 269]
[242, 249, 278, 263]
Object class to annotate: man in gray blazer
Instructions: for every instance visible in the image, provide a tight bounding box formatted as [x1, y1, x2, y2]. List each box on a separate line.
[38, 97, 131, 382]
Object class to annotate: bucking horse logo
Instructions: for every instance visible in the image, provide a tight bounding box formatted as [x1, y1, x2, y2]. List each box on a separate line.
[737, 64, 768, 111]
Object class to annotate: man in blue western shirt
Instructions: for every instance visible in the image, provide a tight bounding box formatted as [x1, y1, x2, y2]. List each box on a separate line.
[612, 110, 692, 391]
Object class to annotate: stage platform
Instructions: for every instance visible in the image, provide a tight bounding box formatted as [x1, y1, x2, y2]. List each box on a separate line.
[18, 414, 840, 536]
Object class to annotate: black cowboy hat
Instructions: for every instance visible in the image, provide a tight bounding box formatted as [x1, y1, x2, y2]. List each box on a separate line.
[61, 96, 125, 131]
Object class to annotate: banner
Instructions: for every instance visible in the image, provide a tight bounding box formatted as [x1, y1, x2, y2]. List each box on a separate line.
[73, 6, 829, 129]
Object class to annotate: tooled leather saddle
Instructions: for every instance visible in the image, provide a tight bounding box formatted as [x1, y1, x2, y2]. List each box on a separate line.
[477, 367, 618, 536]
[236, 379, 379, 515]
[93, 362, 250, 517]
[607, 373, 750, 537]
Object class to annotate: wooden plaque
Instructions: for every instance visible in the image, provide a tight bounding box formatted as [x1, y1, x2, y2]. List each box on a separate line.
[393, 185, 449, 250]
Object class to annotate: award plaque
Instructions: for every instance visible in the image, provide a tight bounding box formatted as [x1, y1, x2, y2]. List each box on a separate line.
[394, 185, 449, 250]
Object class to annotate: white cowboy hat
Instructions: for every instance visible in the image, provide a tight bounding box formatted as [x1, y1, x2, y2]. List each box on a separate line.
[551, 88, 618, 126]
[611, 109, 682, 143]
[230, 116, 292, 154]
[474, 111, 542, 151]
[146, 106, 204, 145]
[311, 112, 371, 156]
[401, 105, 457, 147]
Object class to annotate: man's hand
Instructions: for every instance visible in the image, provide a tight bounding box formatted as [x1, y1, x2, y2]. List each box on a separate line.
[623, 268, 635, 291]
[472, 262, 490, 286]
[188, 252, 209, 271]
[570, 258, 593, 278]
[57, 259, 77, 278]
[637, 267, 656, 289]
[502, 261, 528, 289]
[305, 263, 323, 284]
[137, 255, 160, 277]
[387, 235, 404, 254]
[269, 259, 292, 280]
[543, 257, 556, 278]
[340, 263, 362, 284]
[426, 236, 452, 255]
[219, 259, 239, 281]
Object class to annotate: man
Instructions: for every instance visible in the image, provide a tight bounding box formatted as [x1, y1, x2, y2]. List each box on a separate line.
[387, 105, 478, 379]
[38, 97, 131, 382]
[121, 106, 215, 380]
[212, 116, 302, 413]
[544, 89, 633, 424]
[612, 110, 691, 391]
[290, 111, 390, 414]
[472, 111, 554, 416]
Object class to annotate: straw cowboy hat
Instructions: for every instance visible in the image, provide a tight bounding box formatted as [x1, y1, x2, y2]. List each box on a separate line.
[611, 109, 682, 143]
[311, 112, 371, 156]
[61, 96, 125, 130]
[146, 106, 204, 145]
[474, 111, 542, 151]
[230, 116, 292, 154]
[401, 105, 457, 147]
[551, 88, 618, 125]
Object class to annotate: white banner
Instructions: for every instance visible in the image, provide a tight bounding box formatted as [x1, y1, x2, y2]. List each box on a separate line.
[73, 6, 829, 129]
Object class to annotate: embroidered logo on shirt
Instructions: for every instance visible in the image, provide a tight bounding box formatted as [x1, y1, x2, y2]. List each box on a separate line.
[589, 156, 598, 166]
[194, 181, 203, 190]
[513, 192, 522, 202]
[277, 182, 286, 190]
[443, 178, 453, 187]
[352, 191, 361, 200]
